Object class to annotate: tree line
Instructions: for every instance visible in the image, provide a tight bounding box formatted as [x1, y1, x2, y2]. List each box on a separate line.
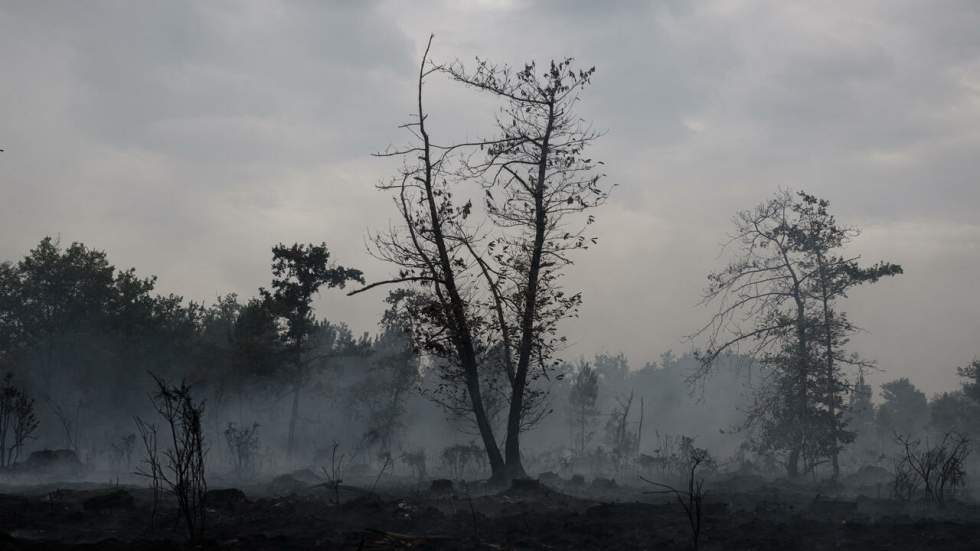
[0, 237, 419, 470]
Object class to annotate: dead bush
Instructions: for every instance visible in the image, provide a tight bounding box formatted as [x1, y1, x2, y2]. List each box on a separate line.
[893, 432, 970, 506]
[147, 374, 208, 543]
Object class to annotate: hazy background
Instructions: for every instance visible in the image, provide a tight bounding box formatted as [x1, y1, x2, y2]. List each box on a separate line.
[1, 0, 978, 398]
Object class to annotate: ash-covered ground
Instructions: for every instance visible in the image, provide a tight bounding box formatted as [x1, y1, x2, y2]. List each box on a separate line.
[2, 459, 979, 550]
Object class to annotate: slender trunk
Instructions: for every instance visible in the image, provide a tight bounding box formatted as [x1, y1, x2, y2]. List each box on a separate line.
[787, 447, 800, 479]
[286, 382, 300, 460]
[778, 238, 809, 480]
[637, 397, 644, 452]
[504, 101, 555, 480]
[0, 412, 8, 468]
[413, 37, 504, 478]
[818, 254, 840, 480]
[286, 331, 304, 461]
[792, 293, 808, 479]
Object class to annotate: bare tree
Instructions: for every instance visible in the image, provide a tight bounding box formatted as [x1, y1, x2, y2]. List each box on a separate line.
[0, 373, 39, 467]
[224, 422, 260, 480]
[147, 374, 208, 543]
[318, 440, 346, 505]
[605, 391, 641, 472]
[48, 396, 82, 453]
[643, 448, 710, 551]
[355, 36, 608, 482]
[445, 55, 608, 479]
[894, 432, 970, 506]
[133, 416, 162, 528]
[352, 35, 507, 479]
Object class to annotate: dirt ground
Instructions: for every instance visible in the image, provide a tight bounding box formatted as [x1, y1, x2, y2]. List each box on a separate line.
[0, 473, 979, 550]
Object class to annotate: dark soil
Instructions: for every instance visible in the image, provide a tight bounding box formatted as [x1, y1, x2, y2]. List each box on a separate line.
[0, 476, 978, 550]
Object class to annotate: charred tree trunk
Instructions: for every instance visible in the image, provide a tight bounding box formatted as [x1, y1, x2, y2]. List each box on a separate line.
[503, 102, 555, 481]
[409, 41, 505, 480]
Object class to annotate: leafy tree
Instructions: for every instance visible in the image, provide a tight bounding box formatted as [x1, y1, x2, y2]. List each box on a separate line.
[793, 192, 902, 478]
[929, 359, 980, 438]
[0, 262, 24, 369]
[260, 242, 362, 458]
[347, 327, 419, 456]
[693, 191, 823, 477]
[693, 190, 901, 478]
[231, 298, 284, 385]
[930, 391, 976, 438]
[595, 353, 630, 387]
[0, 238, 205, 452]
[841, 370, 881, 464]
[878, 378, 929, 438]
[956, 359, 980, 404]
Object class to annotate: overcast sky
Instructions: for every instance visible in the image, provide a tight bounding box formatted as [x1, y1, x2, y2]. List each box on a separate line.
[2, 1, 978, 398]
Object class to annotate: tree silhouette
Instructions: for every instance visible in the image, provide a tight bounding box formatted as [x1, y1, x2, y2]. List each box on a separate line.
[354, 35, 608, 482]
[260, 242, 362, 459]
[694, 190, 901, 478]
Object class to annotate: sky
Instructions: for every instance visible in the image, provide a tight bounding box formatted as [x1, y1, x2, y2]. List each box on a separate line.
[1, 1, 978, 398]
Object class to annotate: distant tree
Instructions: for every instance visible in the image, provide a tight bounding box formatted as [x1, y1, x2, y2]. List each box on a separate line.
[0, 262, 23, 370]
[846, 371, 877, 441]
[9, 238, 116, 386]
[567, 361, 600, 455]
[692, 191, 823, 478]
[0, 237, 204, 453]
[193, 294, 242, 433]
[595, 353, 630, 387]
[604, 390, 642, 471]
[693, 190, 901, 478]
[929, 358, 980, 438]
[930, 391, 977, 438]
[224, 422, 260, 480]
[349, 327, 420, 456]
[878, 378, 930, 438]
[794, 192, 902, 478]
[260, 242, 362, 459]
[956, 359, 980, 404]
[0, 373, 39, 466]
[231, 297, 284, 383]
[847, 372, 875, 434]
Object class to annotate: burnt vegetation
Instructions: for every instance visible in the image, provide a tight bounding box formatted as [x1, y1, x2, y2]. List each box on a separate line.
[0, 37, 978, 551]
